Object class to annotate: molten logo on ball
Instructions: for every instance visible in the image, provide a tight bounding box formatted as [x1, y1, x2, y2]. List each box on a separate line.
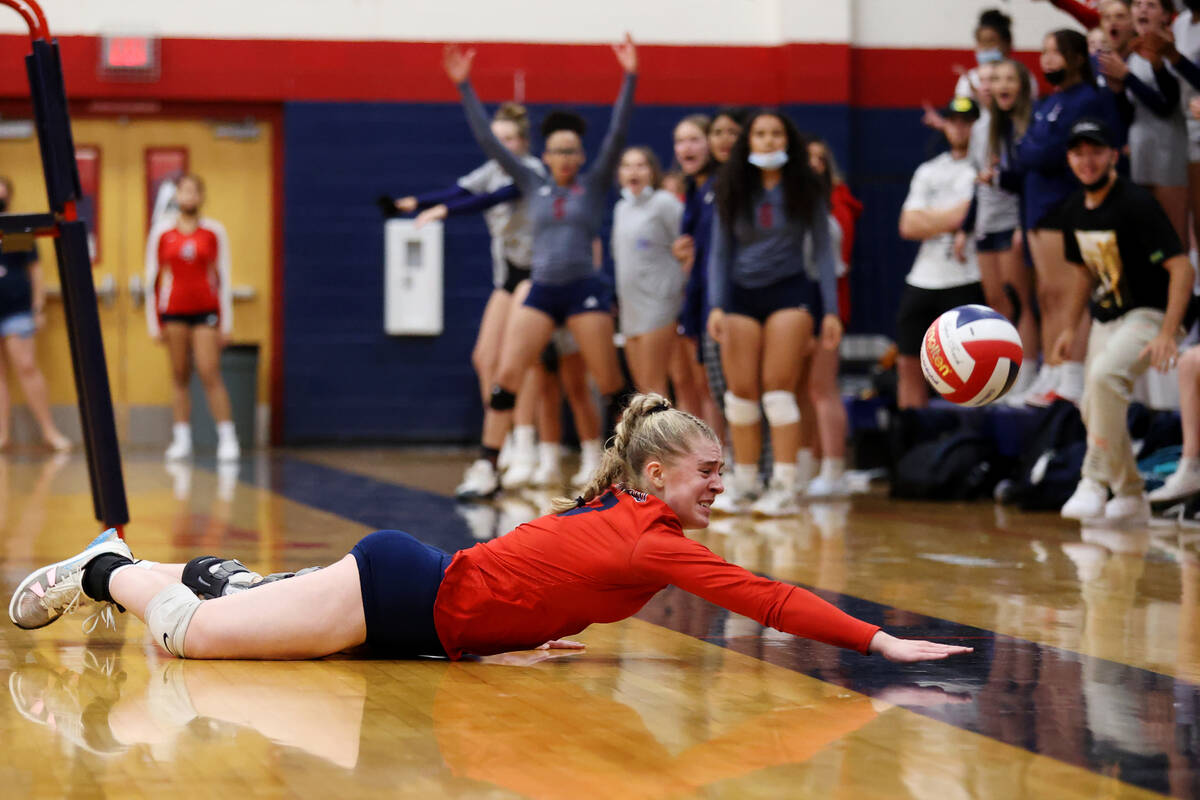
[920, 304, 1023, 407]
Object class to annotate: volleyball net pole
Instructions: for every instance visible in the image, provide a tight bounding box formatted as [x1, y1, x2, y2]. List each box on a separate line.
[0, 0, 130, 535]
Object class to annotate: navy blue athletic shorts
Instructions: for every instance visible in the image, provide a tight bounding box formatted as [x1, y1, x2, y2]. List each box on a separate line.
[351, 530, 452, 658]
[678, 267, 706, 341]
[727, 272, 822, 324]
[975, 229, 1015, 253]
[523, 274, 613, 325]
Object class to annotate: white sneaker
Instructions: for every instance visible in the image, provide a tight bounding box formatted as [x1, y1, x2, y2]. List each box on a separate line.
[216, 436, 240, 462]
[1061, 478, 1108, 520]
[571, 445, 602, 487]
[710, 486, 753, 515]
[1105, 493, 1150, 523]
[501, 454, 536, 489]
[805, 474, 848, 498]
[1053, 362, 1085, 406]
[751, 480, 800, 517]
[455, 459, 499, 501]
[530, 447, 564, 488]
[1148, 468, 1200, 505]
[164, 437, 192, 461]
[1023, 365, 1060, 408]
[9, 529, 132, 630]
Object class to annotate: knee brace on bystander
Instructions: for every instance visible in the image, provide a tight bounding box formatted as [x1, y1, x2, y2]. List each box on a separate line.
[489, 385, 517, 411]
[761, 390, 800, 427]
[723, 392, 762, 426]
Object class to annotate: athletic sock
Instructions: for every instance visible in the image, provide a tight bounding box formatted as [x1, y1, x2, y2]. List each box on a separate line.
[771, 462, 797, 490]
[82, 554, 135, 604]
[732, 463, 758, 495]
[216, 420, 237, 442]
[820, 457, 845, 481]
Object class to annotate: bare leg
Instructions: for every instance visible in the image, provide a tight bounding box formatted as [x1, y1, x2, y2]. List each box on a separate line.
[109, 554, 366, 660]
[998, 243, 1040, 362]
[623, 322, 677, 396]
[564, 312, 624, 395]
[559, 352, 600, 441]
[721, 314, 765, 468]
[163, 322, 192, 423]
[1027, 229, 1068, 363]
[897, 355, 929, 409]
[534, 365, 562, 445]
[795, 351, 818, 458]
[809, 342, 847, 460]
[760, 309, 810, 465]
[976, 251, 1013, 320]
[668, 334, 701, 414]
[0, 344, 11, 448]
[483, 305, 556, 450]
[1152, 184, 1189, 248]
[3, 334, 66, 447]
[472, 288, 516, 402]
[1181, 347, 1200, 460]
[192, 327, 232, 423]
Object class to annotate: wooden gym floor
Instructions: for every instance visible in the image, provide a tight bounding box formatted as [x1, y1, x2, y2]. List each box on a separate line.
[0, 448, 1197, 798]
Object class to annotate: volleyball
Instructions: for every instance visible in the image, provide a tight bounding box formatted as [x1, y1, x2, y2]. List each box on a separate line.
[919, 304, 1023, 407]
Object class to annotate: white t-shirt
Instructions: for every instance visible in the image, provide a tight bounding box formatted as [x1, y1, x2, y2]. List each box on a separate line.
[901, 151, 982, 290]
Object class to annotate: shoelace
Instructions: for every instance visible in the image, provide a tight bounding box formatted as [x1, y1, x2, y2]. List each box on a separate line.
[81, 604, 116, 635]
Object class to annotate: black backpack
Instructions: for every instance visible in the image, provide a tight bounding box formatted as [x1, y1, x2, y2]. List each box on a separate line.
[890, 429, 1000, 501]
[1001, 400, 1088, 511]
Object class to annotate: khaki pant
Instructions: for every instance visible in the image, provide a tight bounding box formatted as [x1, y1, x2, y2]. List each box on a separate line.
[1081, 307, 1179, 496]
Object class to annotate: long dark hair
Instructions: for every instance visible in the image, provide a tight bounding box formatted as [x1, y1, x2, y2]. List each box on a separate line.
[715, 109, 822, 230]
[1052, 29, 1094, 87]
[987, 59, 1033, 159]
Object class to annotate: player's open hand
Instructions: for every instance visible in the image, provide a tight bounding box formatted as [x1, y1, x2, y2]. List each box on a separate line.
[613, 33, 637, 74]
[443, 43, 476, 84]
[415, 204, 448, 228]
[869, 630, 973, 663]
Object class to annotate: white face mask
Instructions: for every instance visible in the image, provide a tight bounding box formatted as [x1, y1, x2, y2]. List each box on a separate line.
[748, 150, 788, 170]
[976, 48, 1003, 65]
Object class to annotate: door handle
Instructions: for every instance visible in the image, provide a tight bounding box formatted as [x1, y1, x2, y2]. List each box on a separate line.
[95, 274, 117, 306]
[129, 274, 144, 308]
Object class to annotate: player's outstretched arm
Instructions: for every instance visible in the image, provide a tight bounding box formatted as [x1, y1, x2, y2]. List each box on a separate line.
[868, 630, 973, 663]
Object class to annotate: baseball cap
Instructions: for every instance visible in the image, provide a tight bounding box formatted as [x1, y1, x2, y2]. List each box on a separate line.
[943, 96, 980, 121]
[1067, 117, 1114, 149]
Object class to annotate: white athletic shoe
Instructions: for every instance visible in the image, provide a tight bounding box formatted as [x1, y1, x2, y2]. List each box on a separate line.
[751, 480, 800, 517]
[710, 485, 754, 516]
[1148, 468, 1200, 505]
[1060, 478, 1108, 520]
[500, 455, 537, 490]
[455, 459, 499, 501]
[571, 447, 602, 487]
[530, 448, 564, 489]
[9, 529, 132, 630]
[216, 436, 240, 462]
[805, 474, 849, 499]
[1023, 365, 1060, 408]
[1105, 493, 1151, 523]
[164, 437, 192, 461]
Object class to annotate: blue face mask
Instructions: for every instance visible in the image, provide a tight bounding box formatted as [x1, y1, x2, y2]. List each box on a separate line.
[976, 48, 1003, 65]
[748, 151, 788, 170]
[620, 185, 650, 203]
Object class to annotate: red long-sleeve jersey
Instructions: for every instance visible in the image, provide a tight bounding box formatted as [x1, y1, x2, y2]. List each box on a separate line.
[1050, 0, 1100, 29]
[432, 486, 880, 660]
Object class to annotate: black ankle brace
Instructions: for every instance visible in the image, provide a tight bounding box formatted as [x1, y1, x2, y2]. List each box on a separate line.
[82, 553, 134, 604]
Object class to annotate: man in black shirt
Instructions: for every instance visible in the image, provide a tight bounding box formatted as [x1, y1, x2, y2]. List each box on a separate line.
[1054, 118, 1196, 522]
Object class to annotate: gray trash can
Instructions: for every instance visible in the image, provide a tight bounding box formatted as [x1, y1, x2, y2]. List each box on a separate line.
[189, 343, 258, 451]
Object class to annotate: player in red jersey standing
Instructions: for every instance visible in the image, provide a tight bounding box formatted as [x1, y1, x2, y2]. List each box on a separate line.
[11, 393, 970, 666]
[144, 174, 239, 462]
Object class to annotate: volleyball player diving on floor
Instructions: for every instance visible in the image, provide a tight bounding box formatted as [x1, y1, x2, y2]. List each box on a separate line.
[449, 37, 635, 501]
[9, 393, 972, 664]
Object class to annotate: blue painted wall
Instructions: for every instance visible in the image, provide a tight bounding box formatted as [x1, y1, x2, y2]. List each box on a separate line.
[282, 100, 932, 443]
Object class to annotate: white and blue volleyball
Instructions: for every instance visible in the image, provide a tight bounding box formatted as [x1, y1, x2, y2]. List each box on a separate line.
[919, 304, 1023, 407]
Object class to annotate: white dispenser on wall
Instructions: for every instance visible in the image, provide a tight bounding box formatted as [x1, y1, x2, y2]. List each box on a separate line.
[384, 218, 443, 336]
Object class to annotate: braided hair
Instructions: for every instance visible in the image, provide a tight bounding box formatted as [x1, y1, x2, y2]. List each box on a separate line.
[550, 393, 719, 513]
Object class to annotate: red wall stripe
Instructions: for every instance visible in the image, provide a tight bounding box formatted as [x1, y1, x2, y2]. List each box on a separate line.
[0, 33, 1043, 108]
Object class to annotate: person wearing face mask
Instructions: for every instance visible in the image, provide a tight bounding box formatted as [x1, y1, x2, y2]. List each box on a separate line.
[611, 147, 685, 398]
[1096, 0, 1189, 245]
[896, 98, 987, 411]
[956, 9, 1019, 101]
[446, 37, 636, 501]
[0, 177, 69, 452]
[1013, 29, 1125, 408]
[1054, 118, 1195, 522]
[706, 111, 838, 516]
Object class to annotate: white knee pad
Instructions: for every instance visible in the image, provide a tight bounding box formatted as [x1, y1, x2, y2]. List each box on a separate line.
[723, 392, 761, 426]
[146, 583, 203, 658]
[761, 390, 801, 427]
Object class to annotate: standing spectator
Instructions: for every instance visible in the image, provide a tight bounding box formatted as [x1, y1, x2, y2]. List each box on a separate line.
[611, 146, 685, 397]
[896, 98, 986, 410]
[1171, 1, 1200, 257]
[1055, 119, 1195, 522]
[1014, 29, 1124, 407]
[0, 177, 70, 452]
[1147, 344, 1200, 507]
[973, 60, 1041, 400]
[707, 111, 839, 516]
[1097, 0, 1189, 243]
[797, 140, 861, 498]
[145, 174, 240, 462]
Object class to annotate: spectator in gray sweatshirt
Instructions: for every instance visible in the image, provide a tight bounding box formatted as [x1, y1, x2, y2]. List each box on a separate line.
[444, 36, 638, 501]
[706, 110, 839, 518]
